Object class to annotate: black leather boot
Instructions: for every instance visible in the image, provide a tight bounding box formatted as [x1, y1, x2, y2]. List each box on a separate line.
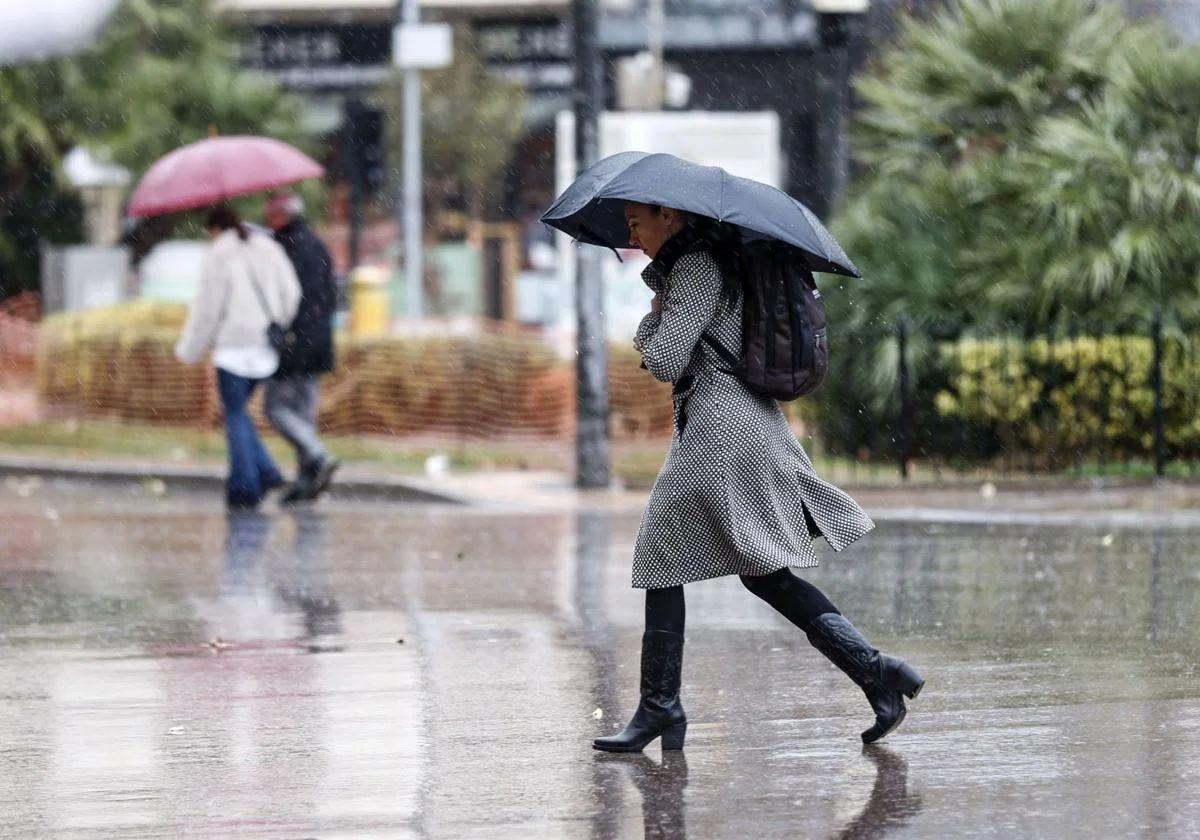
[805, 613, 924, 744]
[594, 629, 687, 753]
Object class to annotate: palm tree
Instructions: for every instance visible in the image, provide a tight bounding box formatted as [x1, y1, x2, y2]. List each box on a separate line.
[1028, 39, 1200, 327]
[840, 0, 1130, 324]
[821, 0, 1141, 455]
[854, 0, 1124, 176]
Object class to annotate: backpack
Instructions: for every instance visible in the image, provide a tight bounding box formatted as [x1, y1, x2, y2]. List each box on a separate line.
[702, 240, 828, 401]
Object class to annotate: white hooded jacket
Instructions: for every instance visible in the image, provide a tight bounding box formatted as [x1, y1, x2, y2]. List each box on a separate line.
[175, 229, 302, 378]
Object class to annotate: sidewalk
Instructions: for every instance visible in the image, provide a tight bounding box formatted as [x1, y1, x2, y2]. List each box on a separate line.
[4, 450, 1200, 527]
[0, 452, 460, 505]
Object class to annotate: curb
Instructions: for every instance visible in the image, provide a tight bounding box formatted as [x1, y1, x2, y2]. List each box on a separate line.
[0, 455, 463, 505]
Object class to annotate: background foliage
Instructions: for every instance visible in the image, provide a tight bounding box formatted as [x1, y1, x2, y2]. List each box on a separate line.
[0, 0, 303, 297]
[820, 0, 1200, 460]
[377, 29, 527, 231]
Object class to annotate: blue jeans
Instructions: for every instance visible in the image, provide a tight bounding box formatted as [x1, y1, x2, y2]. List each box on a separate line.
[217, 368, 283, 508]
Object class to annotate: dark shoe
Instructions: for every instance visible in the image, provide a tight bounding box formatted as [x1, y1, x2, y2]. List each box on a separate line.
[279, 482, 309, 506]
[805, 613, 924, 744]
[281, 456, 339, 505]
[226, 499, 260, 511]
[310, 455, 340, 498]
[594, 630, 687, 753]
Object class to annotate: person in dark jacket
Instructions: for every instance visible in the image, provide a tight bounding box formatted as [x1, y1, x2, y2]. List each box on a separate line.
[263, 192, 340, 503]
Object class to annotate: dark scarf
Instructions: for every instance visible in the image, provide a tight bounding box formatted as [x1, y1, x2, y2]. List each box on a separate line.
[648, 223, 716, 276]
[647, 220, 742, 299]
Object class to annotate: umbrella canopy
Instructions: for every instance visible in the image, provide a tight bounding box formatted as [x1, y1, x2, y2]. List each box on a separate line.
[0, 0, 120, 67]
[127, 136, 324, 218]
[541, 151, 860, 278]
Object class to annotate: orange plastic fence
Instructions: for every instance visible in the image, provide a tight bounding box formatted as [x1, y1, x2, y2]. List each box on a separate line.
[35, 306, 676, 442]
[0, 313, 38, 373]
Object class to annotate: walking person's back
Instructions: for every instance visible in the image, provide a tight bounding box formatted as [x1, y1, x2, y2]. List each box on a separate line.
[175, 207, 301, 509]
[262, 192, 340, 503]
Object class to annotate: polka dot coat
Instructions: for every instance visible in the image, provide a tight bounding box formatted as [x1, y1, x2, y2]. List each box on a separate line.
[631, 243, 874, 590]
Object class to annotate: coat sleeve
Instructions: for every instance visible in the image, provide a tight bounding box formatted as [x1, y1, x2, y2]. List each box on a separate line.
[174, 250, 227, 364]
[273, 241, 302, 324]
[633, 310, 661, 351]
[642, 268, 665, 295]
[638, 253, 722, 383]
[313, 238, 338, 319]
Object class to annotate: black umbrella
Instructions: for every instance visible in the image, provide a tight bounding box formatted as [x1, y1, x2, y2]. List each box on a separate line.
[541, 151, 860, 278]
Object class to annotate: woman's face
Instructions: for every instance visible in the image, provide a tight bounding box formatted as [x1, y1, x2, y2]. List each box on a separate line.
[624, 202, 684, 259]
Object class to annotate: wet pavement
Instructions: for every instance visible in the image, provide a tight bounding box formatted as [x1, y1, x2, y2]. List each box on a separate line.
[2, 480, 1199, 838]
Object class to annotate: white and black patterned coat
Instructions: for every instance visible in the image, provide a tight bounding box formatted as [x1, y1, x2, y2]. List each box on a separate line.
[631, 231, 874, 589]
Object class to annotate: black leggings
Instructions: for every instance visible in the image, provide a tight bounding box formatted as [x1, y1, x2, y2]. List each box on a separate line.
[645, 568, 840, 634]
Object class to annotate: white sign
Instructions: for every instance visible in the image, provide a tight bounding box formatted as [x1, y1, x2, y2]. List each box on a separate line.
[392, 23, 453, 70]
[810, 0, 870, 12]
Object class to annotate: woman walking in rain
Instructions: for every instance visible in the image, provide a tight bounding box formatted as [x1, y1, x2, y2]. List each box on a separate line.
[175, 207, 301, 510]
[592, 201, 924, 751]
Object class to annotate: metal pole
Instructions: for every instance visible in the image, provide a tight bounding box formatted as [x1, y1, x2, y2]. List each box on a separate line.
[898, 318, 911, 481]
[573, 0, 611, 489]
[1153, 305, 1165, 478]
[813, 12, 858, 216]
[344, 99, 363, 269]
[400, 0, 423, 320]
[647, 0, 665, 110]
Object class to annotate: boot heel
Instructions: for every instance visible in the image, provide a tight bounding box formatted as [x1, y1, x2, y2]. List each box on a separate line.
[660, 722, 687, 750]
[894, 662, 925, 699]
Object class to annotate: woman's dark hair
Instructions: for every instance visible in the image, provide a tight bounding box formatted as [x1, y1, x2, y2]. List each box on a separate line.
[205, 206, 249, 241]
[650, 204, 743, 300]
[687, 215, 744, 302]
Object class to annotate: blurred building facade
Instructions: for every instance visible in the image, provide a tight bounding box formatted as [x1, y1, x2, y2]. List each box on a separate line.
[217, 0, 1199, 324]
[220, 0, 874, 220]
[216, 0, 881, 326]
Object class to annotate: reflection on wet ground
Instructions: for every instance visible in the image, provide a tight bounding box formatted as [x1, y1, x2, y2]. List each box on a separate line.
[1, 482, 1199, 838]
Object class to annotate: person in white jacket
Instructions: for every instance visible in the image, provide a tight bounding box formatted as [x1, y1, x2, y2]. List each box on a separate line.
[176, 207, 302, 509]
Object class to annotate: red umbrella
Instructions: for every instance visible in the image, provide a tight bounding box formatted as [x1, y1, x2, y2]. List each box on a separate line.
[127, 136, 324, 218]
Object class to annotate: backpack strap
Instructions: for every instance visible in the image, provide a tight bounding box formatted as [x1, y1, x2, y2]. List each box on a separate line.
[701, 332, 739, 370]
[245, 267, 276, 325]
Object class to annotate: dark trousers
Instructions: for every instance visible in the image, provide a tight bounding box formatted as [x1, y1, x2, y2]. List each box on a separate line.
[646, 568, 840, 634]
[264, 375, 328, 472]
[217, 368, 283, 508]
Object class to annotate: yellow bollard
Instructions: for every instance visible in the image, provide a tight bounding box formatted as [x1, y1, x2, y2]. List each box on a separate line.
[348, 266, 390, 336]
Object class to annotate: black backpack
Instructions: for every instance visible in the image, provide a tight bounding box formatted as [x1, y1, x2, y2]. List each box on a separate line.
[703, 240, 828, 401]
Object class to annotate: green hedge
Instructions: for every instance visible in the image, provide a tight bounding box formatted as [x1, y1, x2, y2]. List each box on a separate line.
[907, 333, 1200, 465]
[813, 327, 1200, 467]
[933, 334, 1200, 464]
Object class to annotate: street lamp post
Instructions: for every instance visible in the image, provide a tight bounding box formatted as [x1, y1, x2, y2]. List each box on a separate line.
[813, 0, 868, 214]
[398, 0, 423, 320]
[391, 4, 451, 319]
[572, 0, 611, 489]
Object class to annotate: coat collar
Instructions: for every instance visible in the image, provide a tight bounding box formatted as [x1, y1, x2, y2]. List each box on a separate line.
[642, 224, 713, 282]
[210, 228, 244, 253]
[274, 218, 305, 240]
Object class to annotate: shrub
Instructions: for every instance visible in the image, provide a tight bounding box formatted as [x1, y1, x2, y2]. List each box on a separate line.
[930, 332, 1200, 465]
